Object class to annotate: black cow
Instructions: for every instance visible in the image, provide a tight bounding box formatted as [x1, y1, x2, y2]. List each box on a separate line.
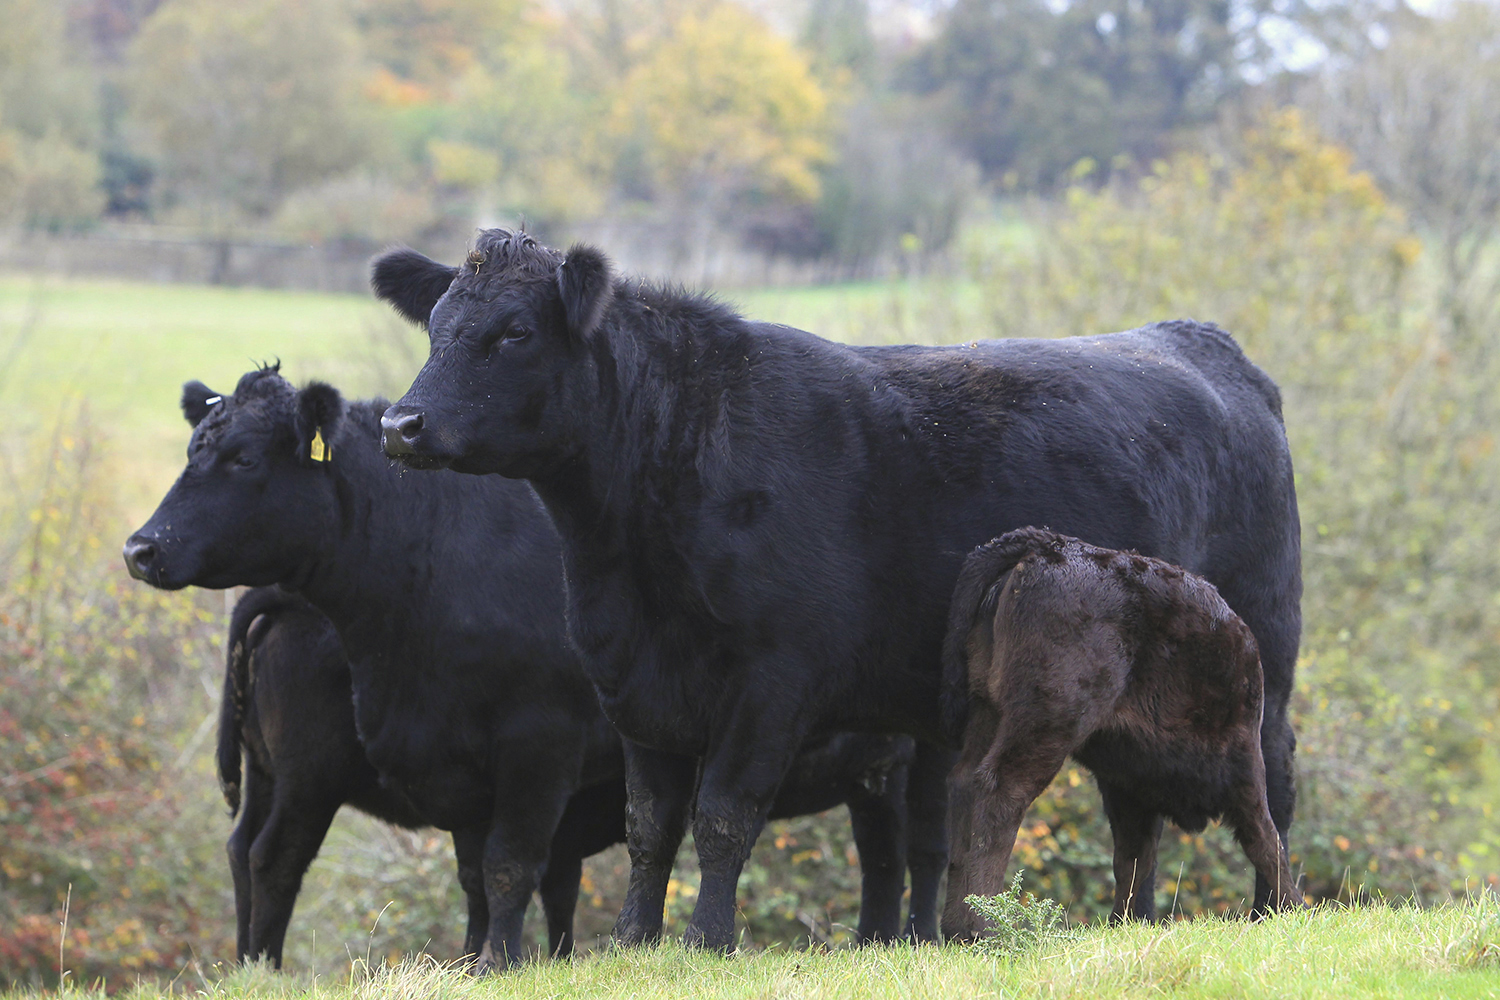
[941, 529, 1303, 940]
[125, 369, 943, 968]
[374, 229, 1301, 950]
[216, 586, 434, 967]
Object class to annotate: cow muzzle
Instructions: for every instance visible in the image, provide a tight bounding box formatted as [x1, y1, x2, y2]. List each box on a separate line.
[380, 407, 423, 457]
[122, 536, 160, 584]
[381, 405, 452, 469]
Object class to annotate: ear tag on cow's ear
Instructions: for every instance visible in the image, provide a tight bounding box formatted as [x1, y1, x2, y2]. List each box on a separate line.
[309, 428, 331, 463]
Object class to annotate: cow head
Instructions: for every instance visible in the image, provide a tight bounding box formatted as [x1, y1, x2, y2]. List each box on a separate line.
[122, 367, 345, 590]
[373, 229, 612, 478]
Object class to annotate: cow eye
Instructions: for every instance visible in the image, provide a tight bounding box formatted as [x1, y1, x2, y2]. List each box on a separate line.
[232, 453, 258, 470]
[503, 326, 531, 344]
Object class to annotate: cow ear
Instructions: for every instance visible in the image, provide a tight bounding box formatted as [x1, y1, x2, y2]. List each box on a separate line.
[557, 243, 614, 338]
[294, 382, 343, 466]
[182, 381, 222, 427]
[370, 247, 459, 328]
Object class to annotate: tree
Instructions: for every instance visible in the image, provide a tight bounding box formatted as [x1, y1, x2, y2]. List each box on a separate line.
[610, 3, 831, 209]
[128, 0, 371, 226]
[448, 33, 606, 227]
[907, 0, 1242, 188]
[0, 0, 105, 229]
[801, 0, 877, 85]
[353, 0, 527, 97]
[1314, 1, 1500, 347]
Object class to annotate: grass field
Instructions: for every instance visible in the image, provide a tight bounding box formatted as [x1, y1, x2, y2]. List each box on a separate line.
[0, 273, 958, 516]
[9, 902, 1499, 999]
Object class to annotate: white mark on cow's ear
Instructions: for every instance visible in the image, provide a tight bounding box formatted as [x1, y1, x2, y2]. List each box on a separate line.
[181, 380, 223, 427]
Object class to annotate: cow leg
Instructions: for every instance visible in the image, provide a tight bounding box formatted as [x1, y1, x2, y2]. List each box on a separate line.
[246, 798, 340, 967]
[903, 741, 953, 943]
[474, 750, 579, 973]
[1099, 781, 1163, 922]
[228, 765, 272, 964]
[942, 703, 1072, 943]
[846, 766, 907, 944]
[682, 706, 813, 952]
[613, 740, 697, 947]
[537, 849, 583, 958]
[452, 825, 490, 962]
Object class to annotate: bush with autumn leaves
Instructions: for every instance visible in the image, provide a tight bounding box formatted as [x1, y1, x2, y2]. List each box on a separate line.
[0, 411, 230, 987]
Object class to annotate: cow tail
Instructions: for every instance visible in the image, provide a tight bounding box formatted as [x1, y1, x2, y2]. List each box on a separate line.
[940, 528, 1053, 745]
[217, 588, 286, 817]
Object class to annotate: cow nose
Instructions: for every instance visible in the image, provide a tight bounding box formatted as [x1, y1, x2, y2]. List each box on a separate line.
[381, 409, 423, 456]
[122, 537, 157, 581]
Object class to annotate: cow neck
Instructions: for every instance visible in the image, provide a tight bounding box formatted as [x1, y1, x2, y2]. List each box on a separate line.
[290, 411, 452, 657]
[529, 304, 730, 577]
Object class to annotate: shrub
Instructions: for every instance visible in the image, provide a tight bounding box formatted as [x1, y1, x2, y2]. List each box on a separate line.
[964, 870, 1074, 959]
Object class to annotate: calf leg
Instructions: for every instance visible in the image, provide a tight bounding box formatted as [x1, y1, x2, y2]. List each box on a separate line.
[613, 741, 697, 947]
[1216, 582, 1300, 913]
[1098, 781, 1163, 922]
[246, 799, 340, 967]
[942, 705, 1077, 943]
[1256, 700, 1298, 911]
[903, 741, 953, 943]
[228, 767, 272, 964]
[846, 767, 907, 944]
[452, 826, 490, 962]
[537, 850, 583, 958]
[1226, 737, 1304, 916]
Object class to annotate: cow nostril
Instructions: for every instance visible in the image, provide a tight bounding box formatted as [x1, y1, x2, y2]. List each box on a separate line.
[381, 411, 423, 457]
[123, 539, 157, 580]
[396, 412, 424, 441]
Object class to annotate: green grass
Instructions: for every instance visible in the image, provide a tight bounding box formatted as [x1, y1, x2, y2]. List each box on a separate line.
[0, 273, 970, 519]
[14, 902, 1500, 999]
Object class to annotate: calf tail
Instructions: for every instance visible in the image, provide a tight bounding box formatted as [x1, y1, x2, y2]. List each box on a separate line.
[940, 528, 1060, 745]
[217, 587, 292, 816]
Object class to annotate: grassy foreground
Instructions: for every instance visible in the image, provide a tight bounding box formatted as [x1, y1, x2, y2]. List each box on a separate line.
[15, 902, 1500, 999]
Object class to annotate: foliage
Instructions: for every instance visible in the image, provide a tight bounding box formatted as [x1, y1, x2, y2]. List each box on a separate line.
[447, 31, 606, 227]
[352, 0, 527, 96]
[0, 411, 231, 988]
[609, 3, 832, 207]
[127, 0, 372, 221]
[905, 0, 1243, 188]
[0, 0, 103, 231]
[964, 870, 1074, 959]
[810, 98, 978, 271]
[1312, 0, 1500, 344]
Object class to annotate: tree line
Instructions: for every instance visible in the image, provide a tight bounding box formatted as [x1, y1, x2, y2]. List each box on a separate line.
[1, 0, 1498, 278]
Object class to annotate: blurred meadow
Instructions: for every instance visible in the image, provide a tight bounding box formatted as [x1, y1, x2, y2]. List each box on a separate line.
[4, 0, 1500, 991]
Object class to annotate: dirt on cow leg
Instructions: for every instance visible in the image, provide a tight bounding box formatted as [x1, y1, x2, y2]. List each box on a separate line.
[614, 743, 696, 948]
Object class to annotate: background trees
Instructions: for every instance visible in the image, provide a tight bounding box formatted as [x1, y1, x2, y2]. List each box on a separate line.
[127, 0, 371, 226]
[1313, 0, 1500, 347]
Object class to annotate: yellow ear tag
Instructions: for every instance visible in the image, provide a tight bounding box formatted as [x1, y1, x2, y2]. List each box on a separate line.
[309, 428, 331, 463]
